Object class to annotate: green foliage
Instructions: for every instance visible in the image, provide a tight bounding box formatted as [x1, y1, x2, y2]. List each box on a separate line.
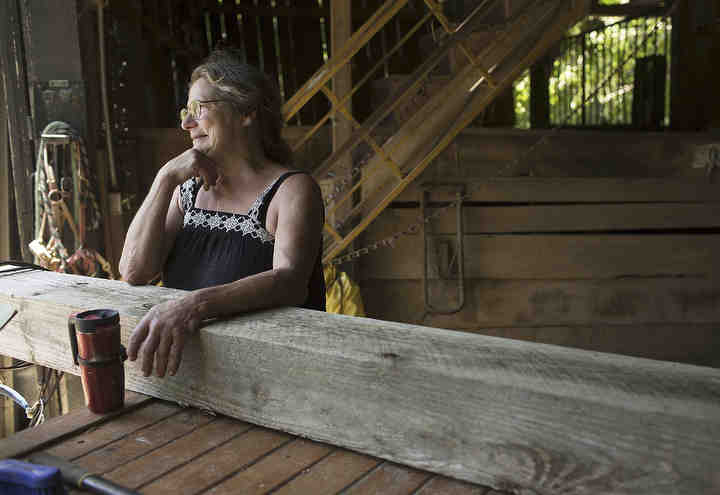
[513, 15, 672, 129]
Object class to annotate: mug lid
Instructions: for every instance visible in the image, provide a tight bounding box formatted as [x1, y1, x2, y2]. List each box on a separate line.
[75, 309, 119, 332]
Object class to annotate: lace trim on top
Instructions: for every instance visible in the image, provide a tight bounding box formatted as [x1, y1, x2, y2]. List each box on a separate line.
[178, 177, 275, 244]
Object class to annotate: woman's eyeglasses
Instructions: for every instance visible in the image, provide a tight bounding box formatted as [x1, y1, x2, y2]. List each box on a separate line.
[179, 99, 231, 121]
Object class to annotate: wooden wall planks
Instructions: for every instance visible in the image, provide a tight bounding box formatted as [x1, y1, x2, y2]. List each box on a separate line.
[359, 233, 720, 279]
[355, 130, 720, 367]
[361, 278, 720, 327]
[372, 203, 720, 234]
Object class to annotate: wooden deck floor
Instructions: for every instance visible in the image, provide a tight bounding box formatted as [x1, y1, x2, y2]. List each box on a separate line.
[0, 391, 507, 494]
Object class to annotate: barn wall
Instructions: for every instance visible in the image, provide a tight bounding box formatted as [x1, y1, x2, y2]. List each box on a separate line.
[357, 128, 720, 367]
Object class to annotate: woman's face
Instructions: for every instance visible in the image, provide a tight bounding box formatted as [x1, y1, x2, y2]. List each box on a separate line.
[181, 78, 244, 160]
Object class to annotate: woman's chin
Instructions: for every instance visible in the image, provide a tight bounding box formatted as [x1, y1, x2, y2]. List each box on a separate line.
[193, 142, 213, 155]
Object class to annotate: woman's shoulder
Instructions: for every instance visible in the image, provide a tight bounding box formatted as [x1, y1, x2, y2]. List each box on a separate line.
[274, 169, 321, 198]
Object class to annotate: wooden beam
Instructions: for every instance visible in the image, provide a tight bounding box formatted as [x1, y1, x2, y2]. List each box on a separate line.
[329, 0, 354, 238]
[0, 0, 35, 261]
[0, 270, 719, 493]
[1, 356, 16, 438]
[0, 75, 9, 261]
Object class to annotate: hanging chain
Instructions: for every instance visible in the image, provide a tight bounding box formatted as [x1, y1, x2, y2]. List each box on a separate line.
[325, 8, 674, 266]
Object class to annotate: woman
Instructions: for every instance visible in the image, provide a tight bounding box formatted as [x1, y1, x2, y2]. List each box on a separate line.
[119, 49, 326, 379]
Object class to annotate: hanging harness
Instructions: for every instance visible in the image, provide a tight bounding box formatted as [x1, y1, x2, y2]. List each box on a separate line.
[30, 121, 113, 278]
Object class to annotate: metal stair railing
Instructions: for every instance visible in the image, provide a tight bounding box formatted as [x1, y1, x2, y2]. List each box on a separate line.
[323, 0, 591, 263]
[280, 0, 591, 264]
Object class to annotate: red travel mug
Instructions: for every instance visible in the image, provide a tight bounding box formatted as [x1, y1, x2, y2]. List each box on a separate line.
[68, 309, 127, 414]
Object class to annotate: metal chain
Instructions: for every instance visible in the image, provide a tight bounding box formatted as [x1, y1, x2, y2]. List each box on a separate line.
[326, 9, 673, 266]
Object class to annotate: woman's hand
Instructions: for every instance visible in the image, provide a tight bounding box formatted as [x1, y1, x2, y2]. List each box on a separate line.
[162, 148, 221, 190]
[127, 297, 202, 378]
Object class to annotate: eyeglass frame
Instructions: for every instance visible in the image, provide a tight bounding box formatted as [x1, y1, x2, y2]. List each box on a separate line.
[179, 99, 235, 122]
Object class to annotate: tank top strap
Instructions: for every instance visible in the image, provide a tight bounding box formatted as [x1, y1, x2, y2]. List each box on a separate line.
[179, 177, 201, 213]
[254, 170, 306, 228]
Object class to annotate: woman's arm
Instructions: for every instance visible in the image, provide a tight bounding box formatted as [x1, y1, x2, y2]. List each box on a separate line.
[127, 173, 324, 378]
[119, 149, 220, 284]
[118, 169, 181, 285]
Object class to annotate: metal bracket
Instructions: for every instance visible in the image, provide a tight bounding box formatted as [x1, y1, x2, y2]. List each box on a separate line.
[421, 188, 466, 315]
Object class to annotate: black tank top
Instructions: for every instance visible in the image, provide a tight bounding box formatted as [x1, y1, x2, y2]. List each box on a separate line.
[163, 171, 326, 311]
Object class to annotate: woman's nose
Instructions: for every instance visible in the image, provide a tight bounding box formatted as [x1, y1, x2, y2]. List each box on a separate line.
[181, 115, 197, 130]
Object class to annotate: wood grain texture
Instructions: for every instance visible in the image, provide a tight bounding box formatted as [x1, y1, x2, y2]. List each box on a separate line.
[1, 271, 720, 494]
[0, 81, 9, 261]
[361, 278, 720, 326]
[69, 408, 215, 473]
[141, 428, 291, 494]
[271, 450, 381, 495]
[393, 177, 720, 203]
[361, 281, 720, 366]
[205, 437, 334, 495]
[45, 400, 178, 461]
[402, 128, 716, 180]
[343, 462, 432, 495]
[371, 204, 720, 234]
[104, 417, 253, 489]
[0, 391, 151, 459]
[358, 233, 720, 279]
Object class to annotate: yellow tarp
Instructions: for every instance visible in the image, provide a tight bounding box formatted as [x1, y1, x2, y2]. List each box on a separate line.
[323, 265, 365, 316]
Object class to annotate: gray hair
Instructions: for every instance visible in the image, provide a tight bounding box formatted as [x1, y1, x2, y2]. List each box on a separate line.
[191, 49, 292, 165]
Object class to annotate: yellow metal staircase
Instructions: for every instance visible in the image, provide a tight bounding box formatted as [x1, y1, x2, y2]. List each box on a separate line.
[281, 0, 592, 264]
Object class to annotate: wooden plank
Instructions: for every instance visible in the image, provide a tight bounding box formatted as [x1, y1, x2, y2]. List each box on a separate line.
[45, 400, 179, 460]
[329, 0, 354, 230]
[371, 203, 720, 234]
[141, 428, 291, 494]
[291, 0, 328, 124]
[0, 391, 152, 459]
[257, 0, 279, 81]
[240, 2, 262, 69]
[104, 417, 252, 489]
[1, 271, 720, 494]
[272, 450, 381, 495]
[276, 1, 297, 102]
[0, 0, 35, 261]
[393, 128, 718, 180]
[393, 178, 720, 203]
[358, 234, 720, 279]
[343, 462, 432, 494]
[222, 1, 242, 50]
[360, 277, 720, 327]
[58, 373, 84, 415]
[68, 408, 215, 473]
[0, 73, 9, 261]
[205, 437, 334, 495]
[0, 356, 15, 438]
